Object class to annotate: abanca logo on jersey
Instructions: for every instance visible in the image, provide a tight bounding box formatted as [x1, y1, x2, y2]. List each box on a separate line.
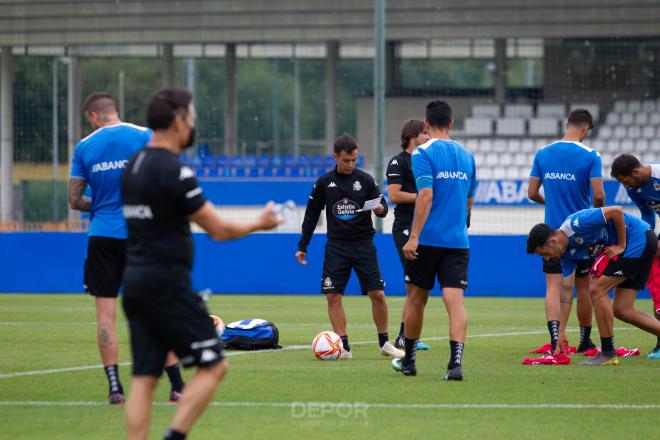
[435, 171, 468, 180]
[544, 172, 576, 181]
[123, 204, 154, 219]
[92, 160, 128, 173]
[333, 198, 359, 220]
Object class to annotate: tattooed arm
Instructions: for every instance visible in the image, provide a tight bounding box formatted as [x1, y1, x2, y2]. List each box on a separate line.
[67, 177, 92, 212]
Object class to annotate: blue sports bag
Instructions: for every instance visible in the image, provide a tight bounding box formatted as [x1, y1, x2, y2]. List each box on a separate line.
[220, 319, 281, 350]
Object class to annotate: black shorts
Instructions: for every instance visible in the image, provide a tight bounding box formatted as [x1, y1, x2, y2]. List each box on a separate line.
[84, 237, 126, 298]
[602, 230, 658, 291]
[321, 239, 384, 295]
[122, 268, 224, 376]
[392, 224, 412, 269]
[543, 258, 591, 278]
[405, 245, 469, 291]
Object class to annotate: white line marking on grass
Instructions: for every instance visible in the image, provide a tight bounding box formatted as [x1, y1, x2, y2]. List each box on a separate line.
[0, 362, 132, 379]
[0, 400, 657, 410]
[0, 328, 636, 378]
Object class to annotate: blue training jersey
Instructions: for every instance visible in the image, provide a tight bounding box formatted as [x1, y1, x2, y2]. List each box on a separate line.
[558, 208, 651, 277]
[530, 141, 602, 228]
[411, 138, 476, 249]
[626, 163, 660, 230]
[70, 123, 152, 239]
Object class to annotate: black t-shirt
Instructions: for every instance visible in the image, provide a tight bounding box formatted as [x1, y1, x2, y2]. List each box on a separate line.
[121, 147, 206, 274]
[386, 150, 416, 227]
[298, 167, 388, 252]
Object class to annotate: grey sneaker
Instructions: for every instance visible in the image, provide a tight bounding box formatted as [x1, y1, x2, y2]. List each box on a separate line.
[579, 352, 619, 366]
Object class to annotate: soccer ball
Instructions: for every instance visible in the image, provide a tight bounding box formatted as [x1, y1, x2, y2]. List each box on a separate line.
[209, 314, 225, 337]
[312, 331, 343, 360]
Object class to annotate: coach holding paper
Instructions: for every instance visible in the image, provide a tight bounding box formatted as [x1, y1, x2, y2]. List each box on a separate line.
[295, 134, 404, 360]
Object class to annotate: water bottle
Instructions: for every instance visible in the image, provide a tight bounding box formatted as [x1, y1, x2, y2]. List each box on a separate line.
[272, 199, 296, 222]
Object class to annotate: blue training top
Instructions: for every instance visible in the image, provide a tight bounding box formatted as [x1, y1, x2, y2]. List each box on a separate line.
[411, 138, 476, 249]
[626, 163, 660, 230]
[530, 141, 602, 228]
[70, 123, 152, 239]
[558, 208, 651, 277]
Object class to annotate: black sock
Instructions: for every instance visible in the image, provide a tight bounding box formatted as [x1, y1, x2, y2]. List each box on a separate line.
[104, 364, 123, 394]
[656, 336, 660, 349]
[378, 332, 389, 348]
[579, 326, 592, 344]
[448, 340, 464, 370]
[398, 322, 405, 338]
[547, 320, 559, 350]
[165, 363, 185, 393]
[403, 337, 417, 365]
[340, 335, 350, 352]
[601, 336, 615, 353]
[163, 428, 186, 440]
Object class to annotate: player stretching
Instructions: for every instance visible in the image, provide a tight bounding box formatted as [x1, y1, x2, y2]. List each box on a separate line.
[393, 100, 475, 380]
[296, 134, 404, 359]
[387, 119, 431, 351]
[611, 154, 660, 359]
[527, 207, 659, 365]
[68, 92, 185, 405]
[528, 109, 605, 354]
[121, 87, 280, 439]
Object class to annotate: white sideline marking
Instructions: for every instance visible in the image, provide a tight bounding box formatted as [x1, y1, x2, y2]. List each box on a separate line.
[0, 400, 657, 410]
[0, 328, 635, 379]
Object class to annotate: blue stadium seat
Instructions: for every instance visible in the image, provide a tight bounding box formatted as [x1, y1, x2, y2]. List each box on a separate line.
[202, 156, 216, 167]
[196, 143, 210, 158]
[271, 155, 284, 167]
[310, 155, 324, 166]
[257, 155, 270, 167]
[216, 155, 229, 166]
[243, 155, 257, 167]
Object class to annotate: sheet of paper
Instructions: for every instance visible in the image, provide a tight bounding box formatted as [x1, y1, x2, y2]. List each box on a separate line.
[358, 196, 382, 212]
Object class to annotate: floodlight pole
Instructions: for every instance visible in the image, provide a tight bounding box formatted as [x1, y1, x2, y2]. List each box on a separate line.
[118, 70, 125, 120]
[52, 58, 59, 221]
[374, 0, 385, 232]
[66, 53, 81, 224]
[0, 46, 13, 222]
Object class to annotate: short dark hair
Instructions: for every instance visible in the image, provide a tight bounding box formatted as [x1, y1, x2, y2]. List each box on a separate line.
[526, 223, 555, 254]
[611, 153, 642, 178]
[567, 108, 594, 129]
[83, 92, 115, 114]
[425, 100, 452, 129]
[334, 133, 358, 155]
[146, 87, 193, 130]
[400, 119, 425, 149]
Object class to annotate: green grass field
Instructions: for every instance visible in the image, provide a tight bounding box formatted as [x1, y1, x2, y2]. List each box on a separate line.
[1, 294, 658, 439]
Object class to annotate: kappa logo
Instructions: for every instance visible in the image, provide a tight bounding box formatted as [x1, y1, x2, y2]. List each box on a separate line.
[179, 166, 195, 180]
[573, 218, 580, 228]
[353, 181, 362, 191]
[403, 229, 409, 236]
[614, 270, 624, 276]
[323, 277, 334, 289]
[570, 248, 577, 255]
[328, 182, 337, 188]
[391, 159, 398, 165]
[200, 349, 218, 363]
[404, 275, 411, 282]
